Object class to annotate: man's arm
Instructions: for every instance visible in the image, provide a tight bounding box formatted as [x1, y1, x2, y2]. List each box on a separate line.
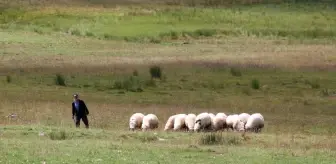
[82, 100, 89, 115]
[72, 103, 75, 118]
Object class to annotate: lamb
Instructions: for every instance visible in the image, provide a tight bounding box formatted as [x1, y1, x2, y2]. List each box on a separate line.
[245, 113, 264, 133]
[129, 113, 145, 131]
[185, 113, 197, 131]
[238, 113, 250, 125]
[226, 114, 245, 132]
[141, 114, 159, 131]
[164, 115, 177, 131]
[194, 112, 212, 132]
[173, 114, 187, 131]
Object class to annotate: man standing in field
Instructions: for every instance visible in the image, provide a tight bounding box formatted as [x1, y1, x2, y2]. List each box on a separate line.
[72, 94, 90, 128]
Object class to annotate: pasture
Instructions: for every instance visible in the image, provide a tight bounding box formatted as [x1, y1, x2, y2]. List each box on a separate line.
[0, 0, 336, 163]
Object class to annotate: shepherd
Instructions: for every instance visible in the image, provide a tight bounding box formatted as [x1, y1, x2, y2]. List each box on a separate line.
[72, 93, 90, 128]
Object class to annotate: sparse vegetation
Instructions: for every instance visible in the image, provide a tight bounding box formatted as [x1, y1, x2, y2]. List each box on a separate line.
[54, 73, 66, 86]
[6, 75, 11, 83]
[230, 67, 242, 77]
[149, 65, 163, 79]
[0, 0, 336, 163]
[199, 132, 242, 145]
[251, 79, 260, 90]
[49, 129, 68, 140]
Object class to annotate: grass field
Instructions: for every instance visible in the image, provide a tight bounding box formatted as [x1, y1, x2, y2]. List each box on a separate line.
[1, 0, 336, 163]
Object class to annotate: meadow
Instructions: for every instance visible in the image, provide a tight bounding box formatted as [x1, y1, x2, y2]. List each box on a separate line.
[1, 0, 336, 163]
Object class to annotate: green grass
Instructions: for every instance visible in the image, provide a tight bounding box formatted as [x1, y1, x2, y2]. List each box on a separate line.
[1, 3, 336, 42]
[1, 2, 336, 163]
[0, 126, 335, 164]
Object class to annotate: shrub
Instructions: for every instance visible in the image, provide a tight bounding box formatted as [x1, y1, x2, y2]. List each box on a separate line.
[251, 79, 260, 90]
[113, 76, 143, 92]
[70, 29, 81, 36]
[230, 67, 242, 77]
[305, 79, 320, 89]
[193, 29, 217, 37]
[6, 75, 11, 83]
[55, 74, 66, 86]
[133, 133, 158, 143]
[49, 130, 68, 140]
[198, 132, 242, 145]
[149, 65, 162, 79]
[132, 70, 139, 76]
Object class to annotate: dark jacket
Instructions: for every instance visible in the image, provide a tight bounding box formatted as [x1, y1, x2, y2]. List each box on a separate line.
[72, 99, 89, 117]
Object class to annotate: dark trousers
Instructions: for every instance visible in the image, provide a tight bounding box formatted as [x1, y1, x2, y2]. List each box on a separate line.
[74, 115, 89, 128]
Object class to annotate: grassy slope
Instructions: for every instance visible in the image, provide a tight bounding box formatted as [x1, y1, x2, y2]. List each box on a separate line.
[1, 2, 336, 164]
[1, 3, 336, 42]
[1, 126, 335, 164]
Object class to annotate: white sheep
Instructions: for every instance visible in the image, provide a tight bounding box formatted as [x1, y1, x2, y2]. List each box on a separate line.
[164, 115, 176, 131]
[216, 112, 227, 118]
[185, 113, 196, 131]
[226, 114, 245, 132]
[129, 113, 145, 131]
[245, 113, 264, 133]
[194, 112, 212, 132]
[141, 114, 159, 131]
[208, 113, 216, 130]
[212, 113, 227, 131]
[212, 115, 226, 131]
[208, 113, 216, 119]
[238, 113, 250, 125]
[173, 114, 187, 131]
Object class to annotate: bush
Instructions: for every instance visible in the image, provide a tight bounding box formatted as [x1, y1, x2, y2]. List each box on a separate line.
[6, 75, 11, 83]
[55, 74, 66, 86]
[305, 79, 320, 89]
[198, 132, 242, 145]
[251, 79, 260, 90]
[137, 134, 158, 143]
[193, 29, 217, 37]
[132, 70, 139, 76]
[49, 130, 68, 140]
[230, 67, 242, 77]
[113, 76, 143, 92]
[149, 65, 162, 79]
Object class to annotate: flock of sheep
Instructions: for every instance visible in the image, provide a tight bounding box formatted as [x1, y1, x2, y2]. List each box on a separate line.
[129, 112, 265, 133]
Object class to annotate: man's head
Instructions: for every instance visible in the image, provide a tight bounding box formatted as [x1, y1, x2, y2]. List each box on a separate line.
[73, 94, 79, 101]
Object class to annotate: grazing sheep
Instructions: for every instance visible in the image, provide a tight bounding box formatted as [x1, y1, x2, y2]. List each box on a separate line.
[194, 113, 212, 132]
[238, 113, 250, 125]
[173, 114, 187, 131]
[245, 113, 264, 133]
[208, 113, 216, 131]
[141, 114, 159, 131]
[216, 112, 227, 118]
[216, 113, 227, 128]
[164, 115, 177, 131]
[226, 114, 245, 132]
[185, 113, 197, 131]
[212, 113, 228, 131]
[208, 113, 216, 119]
[129, 113, 145, 131]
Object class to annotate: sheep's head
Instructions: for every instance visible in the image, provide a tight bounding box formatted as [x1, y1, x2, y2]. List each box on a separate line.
[129, 118, 137, 130]
[236, 120, 245, 132]
[193, 119, 201, 132]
